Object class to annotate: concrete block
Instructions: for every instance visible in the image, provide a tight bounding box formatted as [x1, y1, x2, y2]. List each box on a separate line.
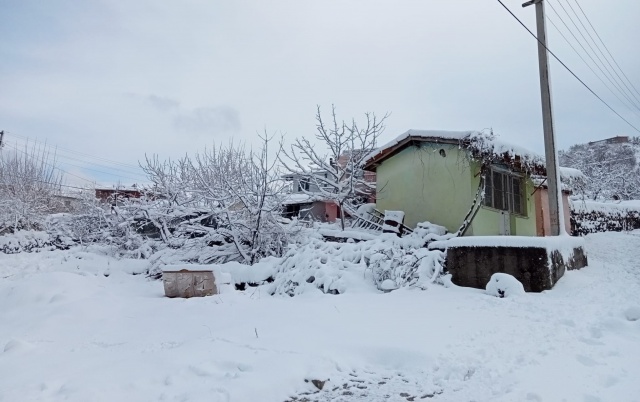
[162, 268, 217, 298]
[445, 244, 587, 292]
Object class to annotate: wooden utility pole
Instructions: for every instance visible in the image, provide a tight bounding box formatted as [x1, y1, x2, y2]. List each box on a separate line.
[523, 0, 562, 235]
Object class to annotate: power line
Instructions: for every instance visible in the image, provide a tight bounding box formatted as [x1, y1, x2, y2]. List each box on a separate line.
[6, 136, 146, 180]
[561, 0, 640, 106]
[546, 0, 640, 114]
[547, 0, 640, 110]
[4, 131, 144, 170]
[494, 0, 640, 134]
[545, 14, 640, 120]
[8, 135, 148, 179]
[571, 0, 640, 101]
[1, 143, 97, 185]
[4, 140, 146, 183]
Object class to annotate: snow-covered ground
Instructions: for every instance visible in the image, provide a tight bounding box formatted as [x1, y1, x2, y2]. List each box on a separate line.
[1, 233, 639, 402]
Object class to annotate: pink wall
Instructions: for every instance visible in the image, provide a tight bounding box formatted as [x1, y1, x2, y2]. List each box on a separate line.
[325, 202, 339, 223]
[535, 189, 572, 236]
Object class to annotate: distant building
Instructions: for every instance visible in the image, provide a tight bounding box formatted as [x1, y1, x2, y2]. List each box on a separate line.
[281, 171, 340, 222]
[95, 185, 143, 206]
[588, 136, 629, 146]
[281, 151, 376, 222]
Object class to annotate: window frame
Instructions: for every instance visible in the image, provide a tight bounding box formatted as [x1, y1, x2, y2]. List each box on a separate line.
[482, 167, 527, 216]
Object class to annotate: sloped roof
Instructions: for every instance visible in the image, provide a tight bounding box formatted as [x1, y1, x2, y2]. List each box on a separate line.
[363, 129, 546, 174]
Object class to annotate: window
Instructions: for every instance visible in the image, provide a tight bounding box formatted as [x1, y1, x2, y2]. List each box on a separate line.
[297, 178, 310, 192]
[483, 168, 526, 215]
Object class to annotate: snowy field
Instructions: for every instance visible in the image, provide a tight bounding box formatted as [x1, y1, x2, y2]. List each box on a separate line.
[1, 232, 639, 402]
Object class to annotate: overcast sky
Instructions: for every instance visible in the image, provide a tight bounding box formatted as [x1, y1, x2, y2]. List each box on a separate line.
[1, 0, 639, 186]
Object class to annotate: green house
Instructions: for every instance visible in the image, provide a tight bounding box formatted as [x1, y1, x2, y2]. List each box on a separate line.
[363, 130, 547, 236]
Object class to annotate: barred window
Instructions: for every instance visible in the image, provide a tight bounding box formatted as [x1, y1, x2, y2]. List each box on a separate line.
[483, 169, 526, 215]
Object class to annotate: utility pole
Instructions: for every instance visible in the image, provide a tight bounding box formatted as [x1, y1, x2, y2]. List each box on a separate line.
[523, 0, 562, 235]
[0, 130, 4, 148]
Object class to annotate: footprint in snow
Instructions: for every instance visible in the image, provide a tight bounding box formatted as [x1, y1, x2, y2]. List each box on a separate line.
[575, 354, 599, 367]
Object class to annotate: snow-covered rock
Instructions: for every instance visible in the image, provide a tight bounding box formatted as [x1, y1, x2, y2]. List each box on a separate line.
[379, 279, 397, 292]
[624, 306, 640, 322]
[485, 273, 525, 298]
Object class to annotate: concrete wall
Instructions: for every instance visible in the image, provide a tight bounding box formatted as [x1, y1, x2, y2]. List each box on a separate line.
[375, 143, 475, 231]
[445, 245, 587, 292]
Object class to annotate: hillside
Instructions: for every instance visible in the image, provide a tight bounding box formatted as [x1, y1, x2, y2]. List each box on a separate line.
[559, 136, 640, 200]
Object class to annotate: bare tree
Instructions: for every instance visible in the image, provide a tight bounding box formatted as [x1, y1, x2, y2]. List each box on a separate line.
[192, 135, 288, 264]
[0, 143, 64, 233]
[280, 105, 388, 230]
[132, 135, 289, 265]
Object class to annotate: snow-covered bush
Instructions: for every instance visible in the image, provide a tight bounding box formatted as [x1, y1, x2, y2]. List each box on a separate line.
[265, 223, 451, 296]
[485, 273, 525, 298]
[0, 230, 54, 254]
[570, 199, 640, 235]
[46, 209, 112, 247]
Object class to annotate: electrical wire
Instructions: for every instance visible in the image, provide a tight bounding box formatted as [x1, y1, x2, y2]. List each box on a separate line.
[546, 0, 640, 110]
[562, 0, 640, 106]
[545, 14, 640, 120]
[494, 0, 640, 134]
[3, 141, 145, 183]
[571, 0, 640, 101]
[546, 0, 640, 114]
[4, 131, 144, 170]
[7, 136, 148, 179]
[1, 143, 97, 185]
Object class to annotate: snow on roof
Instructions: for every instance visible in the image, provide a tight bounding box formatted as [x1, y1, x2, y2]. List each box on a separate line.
[532, 166, 587, 192]
[282, 193, 319, 205]
[282, 169, 329, 180]
[94, 186, 141, 192]
[559, 166, 585, 180]
[365, 129, 545, 172]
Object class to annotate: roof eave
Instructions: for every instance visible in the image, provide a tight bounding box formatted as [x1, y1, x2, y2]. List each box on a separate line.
[363, 136, 461, 171]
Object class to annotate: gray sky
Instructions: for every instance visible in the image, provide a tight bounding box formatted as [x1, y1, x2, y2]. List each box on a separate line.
[1, 0, 639, 186]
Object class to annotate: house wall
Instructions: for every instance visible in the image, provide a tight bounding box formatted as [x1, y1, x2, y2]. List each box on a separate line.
[375, 143, 475, 231]
[299, 201, 327, 221]
[534, 189, 572, 236]
[290, 177, 325, 194]
[374, 145, 537, 236]
[469, 163, 537, 237]
[325, 202, 339, 222]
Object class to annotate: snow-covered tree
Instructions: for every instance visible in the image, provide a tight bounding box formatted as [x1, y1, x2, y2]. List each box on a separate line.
[280, 105, 388, 230]
[128, 136, 289, 265]
[559, 138, 640, 200]
[0, 143, 64, 233]
[192, 135, 288, 264]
